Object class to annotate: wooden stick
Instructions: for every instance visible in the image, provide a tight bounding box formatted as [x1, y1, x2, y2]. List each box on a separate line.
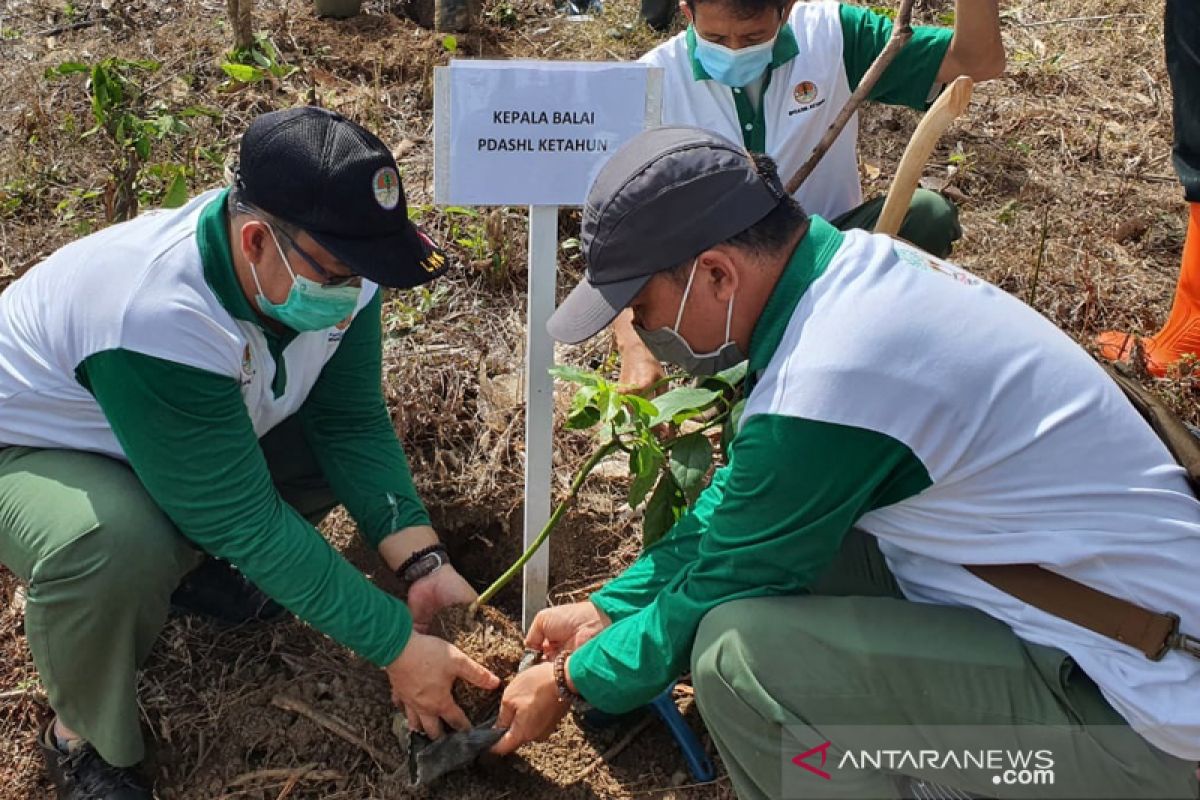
[35, 18, 105, 37]
[226, 765, 343, 788]
[270, 695, 403, 772]
[874, 75, 974, 236]
[1014, 12, 1148, 28]
[785, 0, 915, 194]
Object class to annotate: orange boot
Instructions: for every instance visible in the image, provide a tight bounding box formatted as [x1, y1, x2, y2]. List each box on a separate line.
[1098, 202, 1200, 377]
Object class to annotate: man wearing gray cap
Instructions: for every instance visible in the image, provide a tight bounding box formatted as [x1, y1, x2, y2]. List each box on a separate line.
[490, 126, 1200, 799]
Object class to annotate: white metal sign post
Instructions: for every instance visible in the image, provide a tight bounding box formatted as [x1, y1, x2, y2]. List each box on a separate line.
[434, 60, 661, 630]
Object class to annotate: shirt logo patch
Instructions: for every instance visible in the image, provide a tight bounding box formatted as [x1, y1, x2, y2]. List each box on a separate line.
[788, 80, 826, 116]
[793, 81, 819, 104]
[328, 315, 353, 342]
[893, 243, 981, 287]
[372, 167, 401, 211]
[240, 344, 255, 385]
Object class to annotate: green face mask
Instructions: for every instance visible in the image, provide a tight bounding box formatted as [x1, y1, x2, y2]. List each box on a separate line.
[250, 226, 361, 332]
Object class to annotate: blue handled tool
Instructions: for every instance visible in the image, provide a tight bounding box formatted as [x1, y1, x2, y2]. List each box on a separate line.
[649, 681, 716, 784]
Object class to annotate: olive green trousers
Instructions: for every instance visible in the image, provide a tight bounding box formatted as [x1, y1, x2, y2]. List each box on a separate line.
[690, 529, 1198, 800]
[0, 416, 333, 767]
[831, 188, 962, 258]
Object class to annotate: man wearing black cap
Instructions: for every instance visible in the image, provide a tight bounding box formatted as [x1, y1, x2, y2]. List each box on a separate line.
[490, 126, 1200, 799]
[0, 107, 497, 799]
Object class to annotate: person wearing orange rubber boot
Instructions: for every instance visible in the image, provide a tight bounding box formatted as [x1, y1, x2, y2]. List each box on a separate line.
[1098, 0, 1200, 376]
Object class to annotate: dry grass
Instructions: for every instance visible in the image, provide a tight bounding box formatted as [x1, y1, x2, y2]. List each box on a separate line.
[0, 0, 1196, 796]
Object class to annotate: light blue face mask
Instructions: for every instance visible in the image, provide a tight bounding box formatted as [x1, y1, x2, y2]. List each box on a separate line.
[693, 29, 777, 88]
[249, 226, 361, 332]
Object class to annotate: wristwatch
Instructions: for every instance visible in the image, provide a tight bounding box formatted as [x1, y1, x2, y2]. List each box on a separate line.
[397, 544, 448, 594]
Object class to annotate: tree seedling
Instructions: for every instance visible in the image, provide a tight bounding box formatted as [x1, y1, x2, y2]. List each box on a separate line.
[472, 361, 746, 611]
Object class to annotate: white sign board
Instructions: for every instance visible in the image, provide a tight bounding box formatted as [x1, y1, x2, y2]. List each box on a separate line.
[434, 60, 663, 206]
[432, 60, 661, 632]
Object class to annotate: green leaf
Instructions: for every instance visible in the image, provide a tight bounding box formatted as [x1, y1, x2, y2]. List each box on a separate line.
[642, 475, 682, 548]
[569, 384, 599, 410]
[153, 113, 182, 137]
[179, 105, 221, 119]
[598, 386, 625, 426]
[441, 34, 458, 52]
[161, 169, 188, 208]
[221, 62, 262, 83]
[702, 360, 748, 391]
[565, 385, 601, 430]
[549, 364, 601, 387]
[46, 61, 89, 78]
[566, 405, 600, 430]
[627, 443, 664, 508]
[133, 130, 151, 160]
[668, 432, 712, 504]
[648, 386, 721, 427]
[621, 393, 658, 427]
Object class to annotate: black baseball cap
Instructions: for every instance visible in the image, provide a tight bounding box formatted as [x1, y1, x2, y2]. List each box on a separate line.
[236, 106, 448, 289]
[547, 126, 786, 344]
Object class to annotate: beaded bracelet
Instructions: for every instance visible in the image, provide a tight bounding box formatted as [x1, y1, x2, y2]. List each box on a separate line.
[553, 650, 579, 702]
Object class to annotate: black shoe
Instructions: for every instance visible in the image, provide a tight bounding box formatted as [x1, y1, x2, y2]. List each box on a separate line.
[38, 723, 151, 800]
[170, 557, 287, 626]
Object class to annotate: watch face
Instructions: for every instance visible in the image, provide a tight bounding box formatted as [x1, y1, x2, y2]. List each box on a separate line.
[403, 551, 446, 583]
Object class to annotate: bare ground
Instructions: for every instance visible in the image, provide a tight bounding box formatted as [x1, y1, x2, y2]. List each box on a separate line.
[0, 0, 1191, 797]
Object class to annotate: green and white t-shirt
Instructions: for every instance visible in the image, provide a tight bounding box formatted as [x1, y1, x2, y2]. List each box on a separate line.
[571, 218, 1200, 761]
[640, 1, 952, 219]
[0, 189, 429, 667]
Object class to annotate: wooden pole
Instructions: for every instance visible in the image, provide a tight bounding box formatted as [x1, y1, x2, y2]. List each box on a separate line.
[874, 75, 974, 236]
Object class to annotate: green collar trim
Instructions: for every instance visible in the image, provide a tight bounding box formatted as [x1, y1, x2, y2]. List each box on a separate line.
[748, 216, 844, 378]
[199, 188, 258, 324]
[685, 22, 800, 82]
[198, 188, 295, 398]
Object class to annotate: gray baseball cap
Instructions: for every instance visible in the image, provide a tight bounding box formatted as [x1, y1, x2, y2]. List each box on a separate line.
[547, 126, 786, 344]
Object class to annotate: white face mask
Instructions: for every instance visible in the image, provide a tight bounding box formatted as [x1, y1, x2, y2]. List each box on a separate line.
[632, 258, 745, 376]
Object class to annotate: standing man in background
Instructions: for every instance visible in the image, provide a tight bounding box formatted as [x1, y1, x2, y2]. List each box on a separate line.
[1099, 0, 1200, 377]
[617, 0, 1004, 391]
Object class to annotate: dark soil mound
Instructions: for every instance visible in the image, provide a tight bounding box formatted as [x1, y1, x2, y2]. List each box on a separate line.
[431, 602, 525, 723]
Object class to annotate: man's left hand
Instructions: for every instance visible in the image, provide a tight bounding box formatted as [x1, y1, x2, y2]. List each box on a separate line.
[407, 564, 477, 633]
[490, 663, 571, 756]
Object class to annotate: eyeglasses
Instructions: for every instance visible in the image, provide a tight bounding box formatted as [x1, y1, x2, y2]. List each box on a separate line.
[236, 202, 360, 288]
[271, 225, 361, 288]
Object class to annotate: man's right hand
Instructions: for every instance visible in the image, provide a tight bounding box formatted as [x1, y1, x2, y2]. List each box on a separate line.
[525, 601, 611, 659]
[386, 631, 500, 739]
[614, 308, 666, 395]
